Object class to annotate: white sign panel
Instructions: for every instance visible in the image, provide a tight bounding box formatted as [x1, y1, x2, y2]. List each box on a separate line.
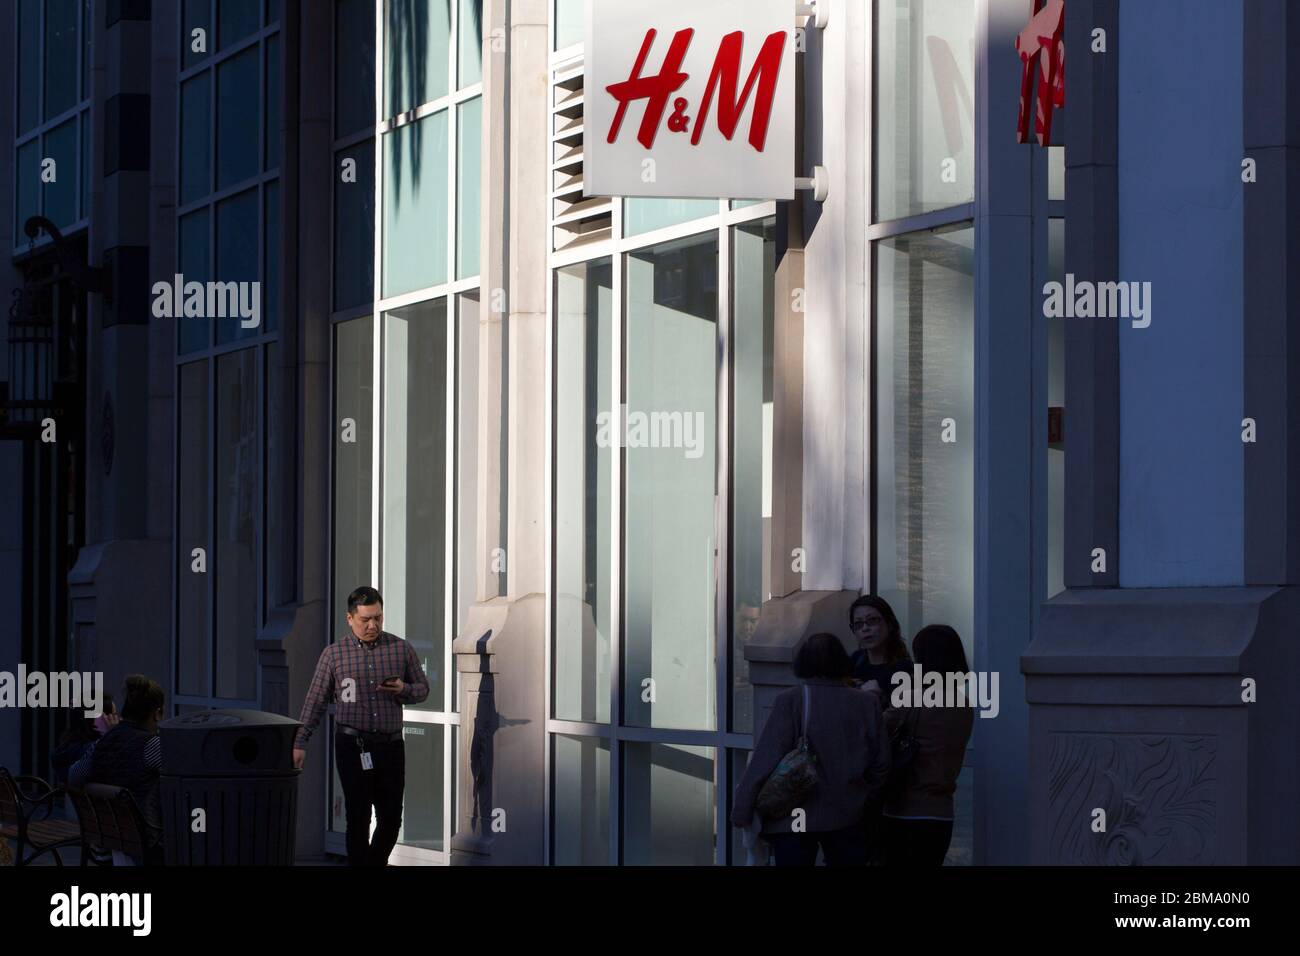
[584, 0, 795, 200]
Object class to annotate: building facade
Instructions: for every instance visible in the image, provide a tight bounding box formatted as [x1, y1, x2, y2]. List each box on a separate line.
[2, 0, 1295, 865]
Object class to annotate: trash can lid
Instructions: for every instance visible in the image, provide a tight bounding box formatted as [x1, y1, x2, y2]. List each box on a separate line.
[160, 708, 302, 729]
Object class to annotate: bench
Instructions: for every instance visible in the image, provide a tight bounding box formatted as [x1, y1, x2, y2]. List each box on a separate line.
[0, 767, 82, 866]
[66, 783, 163, 866]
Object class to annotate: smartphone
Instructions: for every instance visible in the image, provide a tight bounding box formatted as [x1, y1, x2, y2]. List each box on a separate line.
[380, 675, 401, 686]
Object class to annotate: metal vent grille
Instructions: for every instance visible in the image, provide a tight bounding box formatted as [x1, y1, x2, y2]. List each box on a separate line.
[550, 56, 612, 252]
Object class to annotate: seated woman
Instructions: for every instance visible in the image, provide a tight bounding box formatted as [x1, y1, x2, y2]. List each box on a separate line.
[882, 625, 975, 866]
[68, 676, 166, 865]
[731, 632, 891, 866]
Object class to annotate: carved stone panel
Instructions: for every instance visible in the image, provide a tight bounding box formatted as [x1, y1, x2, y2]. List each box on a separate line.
[1048, 733, 1216, 865]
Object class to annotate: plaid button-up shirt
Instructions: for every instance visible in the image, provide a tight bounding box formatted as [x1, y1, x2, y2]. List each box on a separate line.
[295, 630, 431, 749]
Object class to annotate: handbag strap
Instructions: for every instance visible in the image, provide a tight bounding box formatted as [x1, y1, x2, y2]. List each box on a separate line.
[800, 684, 811, 741]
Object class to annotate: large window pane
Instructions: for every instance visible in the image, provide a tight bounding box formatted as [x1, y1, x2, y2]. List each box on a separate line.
[16, 142, 40, 245]
[182, 0, 212, 68]
[215, 189, 260, 345]
[385, 0, 451, 118]
[553, 735, 609, 865]
[623, 234, 718, 731]
[554, 260, 613, 724]
[178, 361, 211, 696]
[19, 0, 41, 134]
[181, 73, 212, 205]
[383, 111, 449, 296]
[44, 120, 78, 228]
[383, 300, 449, 712]
[874, 0, 976, 221]
[458, 0, 482, 88]
[218, 0, 261, 50]
[178, 208, 211, 354]
[45, 0, 80, 120]
[456, 97, 482, 279]
[217, 48, 259, 189]
[624, 198, 717, 238]
[875, 224, 975, 663]
[333, 317, 375, 637]
[397, 722, 445, 850]
[215, 348, 259, 700]
[554, 0, 583, 51]
[266, 36, 281, 171]
[335, 139, 376, 310]
[731, 219, 775, 734]
[623, 743, 715, 865]
[336, 0, 377, 138]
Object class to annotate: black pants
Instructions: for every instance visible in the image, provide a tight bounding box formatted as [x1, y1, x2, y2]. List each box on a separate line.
[766, 825, 869, 866]
[882, 817, 954, 866]
[334, 732, 405, 866]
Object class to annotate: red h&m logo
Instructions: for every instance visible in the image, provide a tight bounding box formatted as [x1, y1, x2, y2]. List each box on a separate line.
[605, 27, 788, 152]
[1016, 0, 1065, 146]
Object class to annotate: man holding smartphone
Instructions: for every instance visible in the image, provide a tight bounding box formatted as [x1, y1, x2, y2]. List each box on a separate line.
[294, 586, 430, 866]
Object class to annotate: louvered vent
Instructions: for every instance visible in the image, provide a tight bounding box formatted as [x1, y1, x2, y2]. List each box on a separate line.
[551, 56, 612, 252]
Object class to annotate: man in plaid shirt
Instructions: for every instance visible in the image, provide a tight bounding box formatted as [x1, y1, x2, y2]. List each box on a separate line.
[294, 586, 430, 866]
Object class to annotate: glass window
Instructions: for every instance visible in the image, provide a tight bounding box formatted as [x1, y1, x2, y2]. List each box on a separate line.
[215, 189, 260, 345]
[266, 35, 281, 171]
[45, 0, 80, 121]
[382, 110, 449, 296]
[554, 0, 583, 51]
[267, 0, 280, 24]
[554, 259, 613, 725]
[178, 361, 211, 696]
[264, 181, 280, 333]
[217, 47, 259, 189]
[384, 0, 451, 118]
[624, 198, 717, 238]
[623, 234, 718, 731]
[335, 0, 377, 138]
[731, 218, 775, 734]
[43, 119, 78, 228]
[874, 0, 976, 221]
[16, 141, 40, 243]
[218, 0, 261, 50]
[335, 139, 376, 310]
[181, 73, 212, 205]
[19, 0, 41, 134]
[178, 208, 212, 353]
[622, 743, 716, 865]
[183, 0, 212, 68]
[383, 299, 450, 712]
[874, 224, 976, 662]
[455, 291, 482, 643]
[553, 735, 610, 864]
[458, 0, 483, 88]
[333, 316, 375, 637]
[397, 722, 445, 849]
[215, 347, 259, 700]
[456, 96, 482, 279]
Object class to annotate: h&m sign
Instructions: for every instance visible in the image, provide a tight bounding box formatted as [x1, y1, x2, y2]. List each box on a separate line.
[584, 0, 796, 201]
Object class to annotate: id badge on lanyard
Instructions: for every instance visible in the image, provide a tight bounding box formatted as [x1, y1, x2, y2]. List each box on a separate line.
[357, 736, 373, 771]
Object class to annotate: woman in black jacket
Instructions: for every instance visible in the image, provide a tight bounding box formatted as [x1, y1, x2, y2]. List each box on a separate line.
[847, 595, 912, 701]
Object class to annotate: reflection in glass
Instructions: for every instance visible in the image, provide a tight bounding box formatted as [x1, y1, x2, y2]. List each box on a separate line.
[875, 0, 975, 220]
[623, 743, 715, 865]
[457, 97, 482, 279]
[385, 0, 451, 118]
[217, 48, 259, 189]
[335, 139, 375, 311]
[383, 300, 449, 711]
[731, 219, 775, 734]
[397, 722, 445, 850]
[336, 0, 377, 138]
[458, 0, 483, 88]
[875, 224, 975, 663]
[178, 362, 210, 696]
[333, 317, 375, 636]
[623, 234, 718, 731]
[554, 260, 613, 724]
[553, 735, 610, 864]
[383, 111, 449, 296]
[624, 198, 717, 238]
[554, 0, 583, 51]
[215, 348, 258, 700]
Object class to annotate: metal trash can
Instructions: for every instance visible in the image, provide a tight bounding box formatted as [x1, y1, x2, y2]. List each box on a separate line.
[159, 709, 301, 865]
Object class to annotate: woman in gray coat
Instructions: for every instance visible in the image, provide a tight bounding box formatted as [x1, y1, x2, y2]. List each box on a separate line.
[731, 632, 891, 865]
